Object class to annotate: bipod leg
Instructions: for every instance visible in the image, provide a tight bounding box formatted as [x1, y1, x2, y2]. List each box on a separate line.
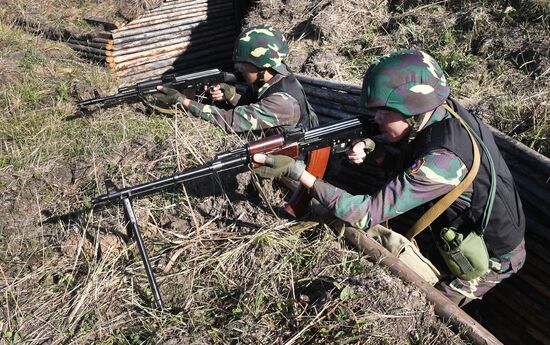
[121, 197, 164, 310]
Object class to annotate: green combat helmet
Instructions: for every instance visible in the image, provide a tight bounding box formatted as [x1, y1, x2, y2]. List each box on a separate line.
[233, 24, 289, 75]
[359, 50, 450, 116]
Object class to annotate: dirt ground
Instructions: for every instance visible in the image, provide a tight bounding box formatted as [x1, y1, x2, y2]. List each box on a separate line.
[1, 0, 548, 344]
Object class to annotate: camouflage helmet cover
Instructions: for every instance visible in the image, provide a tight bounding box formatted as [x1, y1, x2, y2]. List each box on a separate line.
[233, 24, 289, 74]
[359, 49, 450, 116]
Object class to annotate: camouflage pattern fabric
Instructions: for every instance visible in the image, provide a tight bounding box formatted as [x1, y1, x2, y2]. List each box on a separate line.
[359, 49, 450, 116]
[312, 148, 468, 229]
[233, 24, 289, 75]
[311, 109, 470, 230]
[437, 239, 526, 304]
[186, 74, 302, 133]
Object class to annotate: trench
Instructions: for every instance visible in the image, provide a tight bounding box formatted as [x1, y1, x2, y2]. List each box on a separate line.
[8, 1, 549, 344]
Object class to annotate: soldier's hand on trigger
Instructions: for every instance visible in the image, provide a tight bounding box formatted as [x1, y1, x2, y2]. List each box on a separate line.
[347, 138, 376, 165]
[153, 86, 186, 106]
[208, 83, 236, 103]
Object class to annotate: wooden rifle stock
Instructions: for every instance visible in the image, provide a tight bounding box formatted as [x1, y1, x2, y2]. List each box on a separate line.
[283, 147, 332, 217]
[250, 138, 332, 217]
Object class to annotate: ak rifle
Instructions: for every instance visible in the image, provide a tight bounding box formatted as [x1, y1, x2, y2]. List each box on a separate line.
[93, 116, 375, 310]
[77, 68, 236, 109]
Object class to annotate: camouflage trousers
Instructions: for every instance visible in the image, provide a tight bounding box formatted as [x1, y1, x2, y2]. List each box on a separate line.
[322, 213, 527, 307]
[436, 239, 526, 306]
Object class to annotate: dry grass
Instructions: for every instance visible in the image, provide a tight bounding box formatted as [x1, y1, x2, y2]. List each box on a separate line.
[4, 0, 548, 343]
[0, 15, 467, 344]
[119, 0, 165, 21]
[0, 0, 158, 34]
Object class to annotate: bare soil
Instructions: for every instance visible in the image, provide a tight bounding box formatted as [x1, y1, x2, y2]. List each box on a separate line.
[1, 0, 548, 344]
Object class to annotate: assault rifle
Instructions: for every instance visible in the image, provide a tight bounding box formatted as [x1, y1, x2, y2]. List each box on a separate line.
[92, 116, 375, 310]
[77, 68, 236, 109]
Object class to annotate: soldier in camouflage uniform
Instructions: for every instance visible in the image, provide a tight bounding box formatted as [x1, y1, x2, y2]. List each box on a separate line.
[253, 49, 526, 306]
[153, 24, 318, 133]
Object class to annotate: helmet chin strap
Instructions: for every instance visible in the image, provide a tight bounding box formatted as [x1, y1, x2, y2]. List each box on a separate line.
[406, 113, 427, 142]
[253, 69, 267, 90]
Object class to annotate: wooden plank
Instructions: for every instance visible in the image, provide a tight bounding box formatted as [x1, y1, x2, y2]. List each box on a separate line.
[110, 28, 234, 57]
[67, 38, 110, 50]
[127, 0, 209, 21]
[477, 302, 536, 345]
[68, 43, 107, 55]
[309, 102, 359, 120]
[112, 43, 233, 76]
[112, 20, 206, 45]
[306, 95, 368, 116]
[124, 2, 231, 29]
[142, 0, 210, 16]
[109, 36, 233, 69]
[302, 83, 361, 106]
[297, 74, 362, 94]
[513, 175, 550, 222]
[111, 17, 233, 50]
[113, 14, 209, 39]
[485, 279, 550, 344]
[490, 126, 550, 175]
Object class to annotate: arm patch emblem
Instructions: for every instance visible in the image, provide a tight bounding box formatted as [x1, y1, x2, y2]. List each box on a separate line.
[408, 157, 425, 174]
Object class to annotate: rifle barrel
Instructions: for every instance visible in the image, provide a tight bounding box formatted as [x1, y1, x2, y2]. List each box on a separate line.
[93, 153, 248, 205]
[77, 92, 134, 107]
[77, 68, 236, 109]
[304, 117, 366, 140]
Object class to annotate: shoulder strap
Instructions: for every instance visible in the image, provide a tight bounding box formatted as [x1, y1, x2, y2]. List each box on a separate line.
[406, 104, 481, 241]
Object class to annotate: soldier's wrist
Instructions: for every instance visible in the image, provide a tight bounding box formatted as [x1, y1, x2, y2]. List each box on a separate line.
[288, 160, 306, 180]
[300, 171, 317, 188]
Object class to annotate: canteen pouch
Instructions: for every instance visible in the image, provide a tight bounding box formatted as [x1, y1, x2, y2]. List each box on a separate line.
[436, 228, 490, 280]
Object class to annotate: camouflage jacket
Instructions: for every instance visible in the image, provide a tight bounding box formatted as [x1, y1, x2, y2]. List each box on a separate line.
[311, 105, 471, 230]
[186, 74, 303, 133]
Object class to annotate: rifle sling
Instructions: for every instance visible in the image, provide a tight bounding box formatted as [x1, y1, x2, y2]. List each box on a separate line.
[406, 104, 481, 242]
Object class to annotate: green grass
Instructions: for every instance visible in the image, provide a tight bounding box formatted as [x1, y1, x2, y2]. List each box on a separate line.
[4, 2, 539, 343]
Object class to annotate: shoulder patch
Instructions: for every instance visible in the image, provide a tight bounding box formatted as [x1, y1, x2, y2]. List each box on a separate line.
[408, 157, 425, 174]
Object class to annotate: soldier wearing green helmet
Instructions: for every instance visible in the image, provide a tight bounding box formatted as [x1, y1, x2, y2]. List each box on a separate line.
[153, 24, 318, 134]
[253, 49, 525, 307]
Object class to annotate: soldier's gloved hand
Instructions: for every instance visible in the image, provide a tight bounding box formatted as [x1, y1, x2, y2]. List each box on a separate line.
[252, 154, 306, 180]
[153, 86, 186, 106]
[346, 138, 376, 165]
[209, 83, 236, 102]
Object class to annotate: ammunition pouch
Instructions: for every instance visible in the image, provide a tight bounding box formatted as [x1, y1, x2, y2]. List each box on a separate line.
[436, 228, 490, 280]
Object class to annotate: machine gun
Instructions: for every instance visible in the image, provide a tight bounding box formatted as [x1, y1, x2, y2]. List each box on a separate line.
[92, 116, 376, 310]
[77, 68, 236, 109]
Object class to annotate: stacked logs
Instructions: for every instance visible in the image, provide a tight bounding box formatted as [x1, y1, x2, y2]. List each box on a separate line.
[296, 73, 550, 345]
[68, 0, 237, 84]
